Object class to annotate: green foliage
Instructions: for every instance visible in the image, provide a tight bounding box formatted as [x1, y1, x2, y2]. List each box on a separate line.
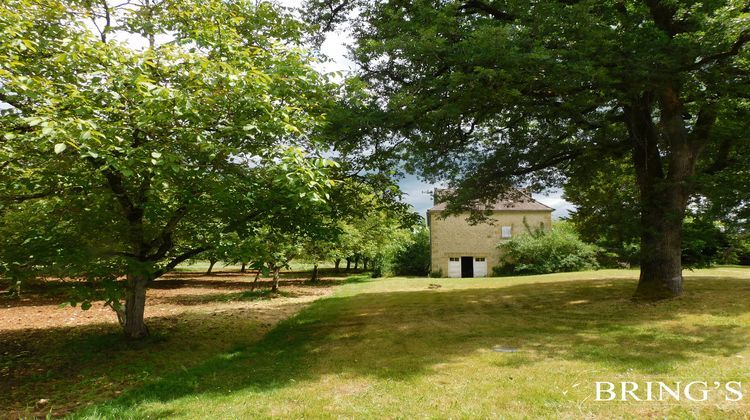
[305, 0, 750, 296]
[564, 156, 642, 267]
[392, 225, 431, 276]
[0, 0, 338, 335]
[306, 0, 750, 207]
[357, 209, 414, 278]
[681, 217, 731, 268]
[566, 155, 747, 268]
[496, 223, 599, 275]
[736, 238, 750, 265]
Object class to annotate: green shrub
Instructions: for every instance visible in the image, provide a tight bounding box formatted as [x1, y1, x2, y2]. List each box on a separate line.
[392, 226, 431, 276]
[497, 224, 599, 275]
[738, 242, 750, 265]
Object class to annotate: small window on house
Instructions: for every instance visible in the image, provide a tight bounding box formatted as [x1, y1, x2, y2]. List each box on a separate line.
[475, 257, 485, 262]
[501, 226, 512, 238]
[449, 257, 460, 262]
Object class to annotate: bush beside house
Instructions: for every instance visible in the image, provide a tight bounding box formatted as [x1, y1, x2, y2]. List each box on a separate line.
[494, 223, 599, 275]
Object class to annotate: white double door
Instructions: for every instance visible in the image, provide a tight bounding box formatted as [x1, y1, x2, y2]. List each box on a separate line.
[448, 257, 487, 278]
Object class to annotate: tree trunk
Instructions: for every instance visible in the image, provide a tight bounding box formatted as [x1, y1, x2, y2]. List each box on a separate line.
[251, 268, 262, 291]
[334, 258, 341, 273]
[346, 258, 351, 272]
[240, 262, 247, 273]
[206, 258, 217, 275]
[625, 88, 709, 300]
[633, 189, 686, 299]
[354, 255, 359, 270]
[271, 267, 281, 292]
[363, 258, 368, 271]
[123, 273, 150, 339]
[311, 263, 319, 282]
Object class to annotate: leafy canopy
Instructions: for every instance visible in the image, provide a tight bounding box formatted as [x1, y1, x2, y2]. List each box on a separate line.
[0, 0, 337, 303]
[305, 0, 749, 211]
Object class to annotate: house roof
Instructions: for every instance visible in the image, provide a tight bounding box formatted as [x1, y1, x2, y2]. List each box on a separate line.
[428, 189, 554, 212]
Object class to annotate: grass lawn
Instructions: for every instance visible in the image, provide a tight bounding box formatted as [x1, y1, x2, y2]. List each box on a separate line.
[5, 268, 750, 418]
[66, 268, 750, 418]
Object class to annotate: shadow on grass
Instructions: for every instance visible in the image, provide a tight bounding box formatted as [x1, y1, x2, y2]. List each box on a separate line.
[74, 275, 750, 417]
[158, 289, 300, 306]
[0, 298, 314, 417]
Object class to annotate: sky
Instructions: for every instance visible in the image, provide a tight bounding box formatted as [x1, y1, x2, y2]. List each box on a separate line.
[279, 1, 576, 219]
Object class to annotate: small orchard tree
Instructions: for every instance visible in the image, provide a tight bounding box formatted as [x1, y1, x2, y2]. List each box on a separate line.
[392, 224, 431, 276]
[0, 0, 336, 338]
[300, 234, 338, 282]
[243, 226, 302, 292]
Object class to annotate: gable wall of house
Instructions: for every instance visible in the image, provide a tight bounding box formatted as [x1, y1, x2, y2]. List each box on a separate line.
[429, 210, 552, 277]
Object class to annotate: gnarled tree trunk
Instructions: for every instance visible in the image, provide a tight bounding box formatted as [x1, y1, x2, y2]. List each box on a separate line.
[625, 87, 713, 300]
[334, 258, 341, 272]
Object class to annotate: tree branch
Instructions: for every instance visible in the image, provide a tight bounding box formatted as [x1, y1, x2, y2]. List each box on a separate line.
[0, 190, 55, 203]
[643, 0, 685, 37]
[147, 205, 189, 260]
[689, 104, 718, 147]
[152, 246, 211, 279]
[459, 0, 514, 22]
[0, 92, 30, 112]
[321, 0, 353, 32]
[694, 30, 750, 68]
[100, 167, 142, 223]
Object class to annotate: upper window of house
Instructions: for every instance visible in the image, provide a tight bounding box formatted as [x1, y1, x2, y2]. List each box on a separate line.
[449, 257, 460, 262]
[475, 257, 485, 262]
[501, 226, 512, 238]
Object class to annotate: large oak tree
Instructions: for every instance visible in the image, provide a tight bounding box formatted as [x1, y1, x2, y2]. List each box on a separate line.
[306, 0, 750, 299]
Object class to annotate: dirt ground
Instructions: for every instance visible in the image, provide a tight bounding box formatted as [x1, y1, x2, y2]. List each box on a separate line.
[0, 272, 334, 331]
[0, 271, 341, 417]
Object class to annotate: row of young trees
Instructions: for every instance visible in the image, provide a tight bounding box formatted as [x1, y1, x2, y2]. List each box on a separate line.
[201, 187, 422, 284]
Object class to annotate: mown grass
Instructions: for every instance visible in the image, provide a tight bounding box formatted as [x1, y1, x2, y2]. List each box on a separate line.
[69, 267, 750, 418]
[1, 276, 340, 417]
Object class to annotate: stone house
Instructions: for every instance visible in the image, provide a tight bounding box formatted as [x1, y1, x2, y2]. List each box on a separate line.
[427, 190, 553, 278]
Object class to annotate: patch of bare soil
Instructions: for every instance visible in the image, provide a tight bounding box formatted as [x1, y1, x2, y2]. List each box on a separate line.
[0, 272, 339, 418]
[0, 272, 335, 331]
